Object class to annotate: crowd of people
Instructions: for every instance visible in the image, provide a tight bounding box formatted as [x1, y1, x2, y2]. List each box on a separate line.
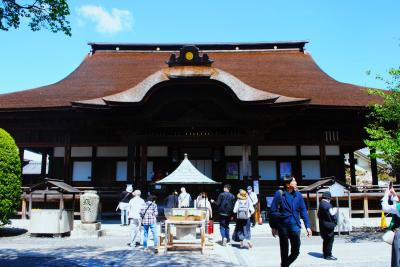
[116, 177, 343, 266]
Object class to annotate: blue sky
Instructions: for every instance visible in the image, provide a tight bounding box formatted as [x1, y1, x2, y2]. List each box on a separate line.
[0, 0, 399, 94]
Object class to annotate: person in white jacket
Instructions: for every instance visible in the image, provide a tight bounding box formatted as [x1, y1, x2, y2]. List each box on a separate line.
[127, 189, 145, 247]
[196, 192, 213, 221]
[178, 187, 191, 208]
[233, 189, 255, 248]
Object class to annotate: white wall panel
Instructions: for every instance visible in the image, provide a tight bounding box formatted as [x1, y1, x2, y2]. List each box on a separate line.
[116, 161, 128, 181]
[326, 145, 340, 156]
[300, 146, 320, 156]
[71, 147, 92, 157]
[301, 160, 321, 180]
[259, 160, 277, 180]
[54, 147, 65, 157]
[97, 146, 128, 157]
[72, 161, 92, 181]
[147, 146, 168, 157]
[258, 146, 296, 156]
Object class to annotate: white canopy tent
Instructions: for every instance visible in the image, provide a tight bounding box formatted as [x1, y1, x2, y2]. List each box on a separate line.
[156, 154, 219, 185]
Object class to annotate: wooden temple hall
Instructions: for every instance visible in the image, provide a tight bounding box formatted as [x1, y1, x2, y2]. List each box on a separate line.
[0, 41, 381, 198]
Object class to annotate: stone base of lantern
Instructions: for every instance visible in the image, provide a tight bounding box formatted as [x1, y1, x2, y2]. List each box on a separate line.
[71, 222, 104, 238]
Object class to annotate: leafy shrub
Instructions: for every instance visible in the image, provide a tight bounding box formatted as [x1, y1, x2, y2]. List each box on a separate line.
[0, 128, 21, 225]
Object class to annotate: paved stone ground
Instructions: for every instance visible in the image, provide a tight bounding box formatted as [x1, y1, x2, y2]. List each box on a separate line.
[0, 220, 391, 267]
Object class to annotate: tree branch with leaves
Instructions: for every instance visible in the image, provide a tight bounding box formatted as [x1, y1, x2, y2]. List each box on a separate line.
[0, 0, 71, 36]
[364, 68, 400, 182]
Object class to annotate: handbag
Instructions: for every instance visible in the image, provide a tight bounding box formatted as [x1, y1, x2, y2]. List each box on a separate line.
[382, 230, 395, 245]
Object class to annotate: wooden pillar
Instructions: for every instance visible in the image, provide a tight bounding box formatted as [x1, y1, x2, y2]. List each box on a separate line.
[319, 144, 327, 178]
[140, 145, 148, 194]
[64, 144, 71, 183]
[127, 145, 135, 185]
[91, 146, 96, 186]
[21, 191, 27, 219]
[370, 148, 378, 185]
[296, 145, 302, 182]
[40, 149, 47, 179]
[363, 194, 369, 218]
[134, 145, 141, 187]
[349, 150, 356, 185]
[250, 144, 259, 181]
[48, 148, 54, 178]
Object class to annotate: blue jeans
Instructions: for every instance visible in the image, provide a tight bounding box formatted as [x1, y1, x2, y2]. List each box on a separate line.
[143, 224, 158, 248]
[121, 210, 128, 225]
[219, 215, 230, 241]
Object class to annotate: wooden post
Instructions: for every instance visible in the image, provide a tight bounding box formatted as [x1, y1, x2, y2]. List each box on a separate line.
[127, 145, 135, 185]
[64, 143, 71, 183]
[349, 150, 356, 185]
[336, 197, 340, 236]
[60, 192, 64, 210]
[40, 149, 47, 179]
[250, 144, 259, 182]
[363, 194, 369, 218]
[28, 193, 32, 219]
[21, 192, 27, 219]
[370, 149, 378, 185]
[140, 145, 148, 194]
[48, 148, 54, 178]
[296, 145, 302, 182]
[91, 146, 96, 186]
[348, 191, 352, 220]
[319, 144, 327, 178]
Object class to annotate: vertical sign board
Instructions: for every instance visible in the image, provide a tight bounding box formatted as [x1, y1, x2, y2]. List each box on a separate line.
[253, 180, 260, 195]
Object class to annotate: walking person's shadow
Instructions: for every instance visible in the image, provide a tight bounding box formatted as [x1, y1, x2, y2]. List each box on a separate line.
[308, 252, 325, 258]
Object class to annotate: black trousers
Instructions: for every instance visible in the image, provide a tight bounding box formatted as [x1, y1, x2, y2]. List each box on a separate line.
[392, 230, 400, 267]
[321, 231, 334, 257]
[278, 227, 301, 267]
[250, 205, 257, 225]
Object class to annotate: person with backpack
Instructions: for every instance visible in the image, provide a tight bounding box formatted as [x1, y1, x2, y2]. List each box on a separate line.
[269, 176, 311, 267]
[140, 195, 159, 254]
[233, 189, 255, 248]
[212, 184, 235, 246]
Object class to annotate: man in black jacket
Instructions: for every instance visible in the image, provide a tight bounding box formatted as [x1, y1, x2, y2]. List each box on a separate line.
[318, 191, 337, 260]
[212, 184, 235, 246]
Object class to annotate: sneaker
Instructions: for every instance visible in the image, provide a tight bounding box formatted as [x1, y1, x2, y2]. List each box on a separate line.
[154, 248, 159, 254]
[247, 240, 253, 249]
[240, 241, 244, 248]
[222, 238, 227, 246]
[324, 256, 337, 260]
[135, 242, 141, 247]
[127, 243, 131, 247]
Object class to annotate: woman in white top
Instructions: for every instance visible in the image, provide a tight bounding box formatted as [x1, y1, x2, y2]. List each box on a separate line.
[233, 189, 255, 248]
[196, 192, 212, 221]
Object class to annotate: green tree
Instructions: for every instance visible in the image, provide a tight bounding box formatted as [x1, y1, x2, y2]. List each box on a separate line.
[0, 128, 21, 226]
[364, 68, 400, 182]
[0, 0, 71, 36]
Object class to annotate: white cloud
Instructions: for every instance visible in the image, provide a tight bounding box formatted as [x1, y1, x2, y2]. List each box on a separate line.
[78, 5, 133, 34]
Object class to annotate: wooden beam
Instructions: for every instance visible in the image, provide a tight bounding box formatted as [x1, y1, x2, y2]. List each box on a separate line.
[127, 145, 135, 185]
[40, 149, 47, 179]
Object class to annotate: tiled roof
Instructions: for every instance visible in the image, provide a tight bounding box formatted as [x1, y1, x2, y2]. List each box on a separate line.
[0, 42, 381, 109]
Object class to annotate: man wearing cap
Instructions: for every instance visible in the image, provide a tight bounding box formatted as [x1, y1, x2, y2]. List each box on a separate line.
[247, 186, 258, 227]
[318, 191, 338, 260]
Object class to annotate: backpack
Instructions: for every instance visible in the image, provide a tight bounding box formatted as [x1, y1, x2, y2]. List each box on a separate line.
[237, 200, 249, 220]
